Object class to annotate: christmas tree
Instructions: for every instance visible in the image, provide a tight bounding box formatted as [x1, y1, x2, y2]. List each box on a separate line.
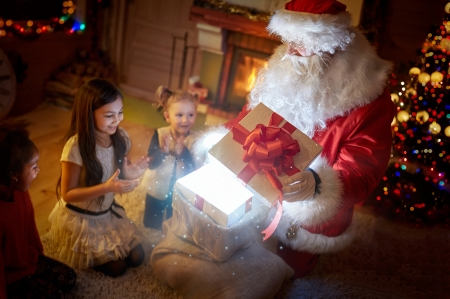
[366, 4, 450, 225]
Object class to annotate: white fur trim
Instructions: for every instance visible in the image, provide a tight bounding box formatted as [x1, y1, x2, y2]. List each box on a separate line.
[274, 155, 351, 254]
[277, 219, 356, 254]
[268, 9, 354, 55]
[191, 126, 229, 168]
[326, 28, 392, 116]
[248, 29, 392, 128]
[282, 155, 343, 226]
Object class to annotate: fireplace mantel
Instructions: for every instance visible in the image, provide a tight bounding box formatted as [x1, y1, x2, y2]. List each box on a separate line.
[189, 4, 281, 110]
[189, 6, 277, 41]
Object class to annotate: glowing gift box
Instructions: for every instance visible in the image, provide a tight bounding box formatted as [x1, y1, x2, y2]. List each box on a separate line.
[208, 102, 323, 208]
[174, 162, 257, 227]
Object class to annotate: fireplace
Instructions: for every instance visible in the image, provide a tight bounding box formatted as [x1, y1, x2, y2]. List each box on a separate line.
[226, 48, 268, 106]
[189, 0, 364, 118]
[218, 33, 277, 109]
[189, 4, 280, 113]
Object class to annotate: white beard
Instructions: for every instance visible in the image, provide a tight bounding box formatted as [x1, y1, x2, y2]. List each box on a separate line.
[248, 46, 334, 137]
[248, 31, 392, 138]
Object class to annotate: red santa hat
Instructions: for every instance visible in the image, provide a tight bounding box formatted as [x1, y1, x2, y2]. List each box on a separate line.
[267, 0, 355, 55]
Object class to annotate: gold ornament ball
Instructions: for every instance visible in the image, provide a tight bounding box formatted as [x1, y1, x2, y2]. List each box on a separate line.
[441, 38, 450, 51]
[429, 121, 441, 134]
[397, 110, 410, 122]
[416, 110, 429, 122]
[418, 72, 431, 84]
[409, 67, 421, 76]
[431, 71, 444, 83]
[405, 87, 417, 98]
[391, 93, 399, 103]
[445, 126, 450, 137]
[446, 2, 450, 14]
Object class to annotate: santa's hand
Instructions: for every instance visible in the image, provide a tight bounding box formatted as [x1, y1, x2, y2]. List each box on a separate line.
[282, 170, 317, 202]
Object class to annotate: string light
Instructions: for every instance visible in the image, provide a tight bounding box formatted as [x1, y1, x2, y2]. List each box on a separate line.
[0, 1, 85, 40]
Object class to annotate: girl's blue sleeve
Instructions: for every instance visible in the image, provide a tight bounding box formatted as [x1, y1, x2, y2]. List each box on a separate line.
[148, 130, 165, 170]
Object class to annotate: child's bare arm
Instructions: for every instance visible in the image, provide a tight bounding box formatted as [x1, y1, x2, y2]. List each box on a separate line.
[61, 162, 139, 203]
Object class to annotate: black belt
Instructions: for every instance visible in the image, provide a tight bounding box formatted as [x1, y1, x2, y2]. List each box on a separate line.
[65, 201, 125, 218]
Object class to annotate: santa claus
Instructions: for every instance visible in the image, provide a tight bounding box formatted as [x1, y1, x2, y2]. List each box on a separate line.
[194, 0, 396, 278]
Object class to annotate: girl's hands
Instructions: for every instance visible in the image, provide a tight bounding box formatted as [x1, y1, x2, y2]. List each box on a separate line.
[161, 134, 170, 154]
[174, 136, 185, 156]
[105, 169, 140, 193]
[161, 134, 185, 156]
[122, 156, 150, 180]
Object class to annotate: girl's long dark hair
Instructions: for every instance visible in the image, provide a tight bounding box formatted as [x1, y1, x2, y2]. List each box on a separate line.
[0, 120, 35, 186]
[56, 78, 127, 204]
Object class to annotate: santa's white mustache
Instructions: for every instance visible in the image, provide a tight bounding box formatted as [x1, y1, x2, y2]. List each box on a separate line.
[280, 52, 331, 77]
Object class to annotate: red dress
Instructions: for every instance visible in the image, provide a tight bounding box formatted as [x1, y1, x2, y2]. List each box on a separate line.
[0, 190, 43, 299]
[226, 89, 396, 277]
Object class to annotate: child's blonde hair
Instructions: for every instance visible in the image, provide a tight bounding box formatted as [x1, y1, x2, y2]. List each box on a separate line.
[155, 86, 198, 111]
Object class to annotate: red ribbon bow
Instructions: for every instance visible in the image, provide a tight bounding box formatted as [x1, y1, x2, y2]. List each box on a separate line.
[232, 113, 300, 240]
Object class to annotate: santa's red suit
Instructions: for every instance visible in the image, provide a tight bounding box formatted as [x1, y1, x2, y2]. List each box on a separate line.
[225, 87, 395, 277]
[193, 0, 396, 278]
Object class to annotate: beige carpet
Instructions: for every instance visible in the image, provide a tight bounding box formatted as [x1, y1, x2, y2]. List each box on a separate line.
[41, 183, 450, 299]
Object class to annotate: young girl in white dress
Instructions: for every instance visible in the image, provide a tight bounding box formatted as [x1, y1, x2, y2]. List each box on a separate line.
[143, 86, 197, 230]
[48, 78, 149, 277]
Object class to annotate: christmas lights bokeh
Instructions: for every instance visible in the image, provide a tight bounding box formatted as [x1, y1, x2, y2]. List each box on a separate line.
[366, 7, 450, 225]
[0, 1, 85, 40]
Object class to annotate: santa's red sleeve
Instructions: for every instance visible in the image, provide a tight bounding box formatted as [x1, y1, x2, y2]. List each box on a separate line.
[275, 90, 396, 254]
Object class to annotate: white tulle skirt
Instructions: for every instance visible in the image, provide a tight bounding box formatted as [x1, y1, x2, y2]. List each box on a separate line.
[47, 202, 143, 269]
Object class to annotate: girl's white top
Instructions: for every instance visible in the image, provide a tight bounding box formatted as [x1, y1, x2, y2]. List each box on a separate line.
[47, 128, 143, 269]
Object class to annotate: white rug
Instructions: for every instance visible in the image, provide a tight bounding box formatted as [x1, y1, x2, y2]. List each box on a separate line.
[41, 184, 450, 299]
[41, 183, 181, 299]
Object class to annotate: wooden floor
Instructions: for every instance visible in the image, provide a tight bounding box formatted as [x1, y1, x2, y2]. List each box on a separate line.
[12, 102, 153, 236]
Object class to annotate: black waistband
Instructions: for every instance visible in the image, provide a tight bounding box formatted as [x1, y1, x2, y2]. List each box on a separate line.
[65, 201, 124, 218]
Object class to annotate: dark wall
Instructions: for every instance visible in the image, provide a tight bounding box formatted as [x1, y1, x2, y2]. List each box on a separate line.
[0, 0, 104, 117]
[2, 0, 447, 116]
[362, 0, 448, 66]
[0, 32, 92, 116]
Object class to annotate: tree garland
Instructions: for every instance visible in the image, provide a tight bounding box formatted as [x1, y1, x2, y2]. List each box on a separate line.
[192, 0, 273, 22]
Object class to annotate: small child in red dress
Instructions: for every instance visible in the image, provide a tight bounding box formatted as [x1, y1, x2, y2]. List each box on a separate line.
[0, 120, 77, 299]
